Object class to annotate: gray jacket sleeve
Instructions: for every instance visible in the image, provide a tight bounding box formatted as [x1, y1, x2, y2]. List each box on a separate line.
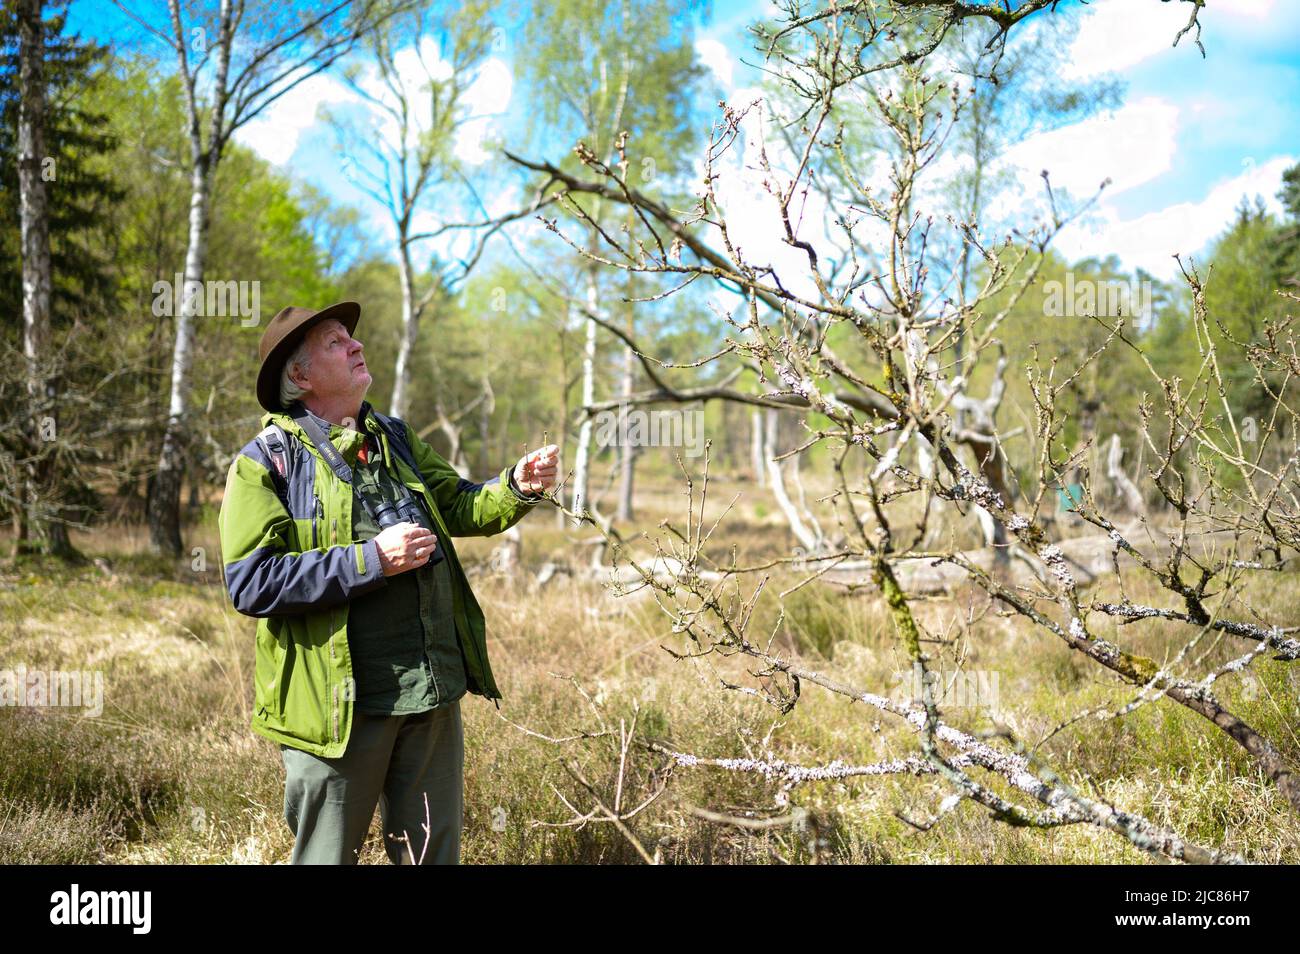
[218, 442, 387, 618]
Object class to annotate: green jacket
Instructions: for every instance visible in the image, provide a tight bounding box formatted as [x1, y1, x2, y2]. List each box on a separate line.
[217, 399, 541, 757]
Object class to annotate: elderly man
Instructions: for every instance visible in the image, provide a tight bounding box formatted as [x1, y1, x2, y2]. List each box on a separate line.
[218, 300, 557, 865]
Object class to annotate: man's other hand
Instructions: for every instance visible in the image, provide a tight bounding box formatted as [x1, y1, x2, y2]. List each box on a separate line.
[374, 522, 437, 575]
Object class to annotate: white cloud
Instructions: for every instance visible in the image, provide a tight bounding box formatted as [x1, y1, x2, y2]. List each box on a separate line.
[1061, 0, 1207, 79]
[231, 36, 482, 169]
[998, 97, 1180, 204]
[234, 71, 352, 167]
[1018, 0, 1298, 282]
[694, 91, 843, 305]
[454, 57, 514, 164]
[693, 86, 917, 321]
[708, 95, 789, 265]
[1061, 0, 1283, 80]
[333, 36, 510, 165]
[349, 36, 454, 151]
[1052, 155, 1295, 277]
[695, 37, 734, 89]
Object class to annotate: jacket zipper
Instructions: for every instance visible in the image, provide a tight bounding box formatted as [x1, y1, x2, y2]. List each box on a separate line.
[331, 514, 339, 742]
[312, 495, 321, 549]
[380, 426, 478, 698]
[386, 431, 442, 707]
[362, 424, 502, 706]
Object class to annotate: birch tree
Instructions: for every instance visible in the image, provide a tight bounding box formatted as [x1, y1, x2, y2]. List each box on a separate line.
[112, 0, 413, 556]
[321, 0, 498, 424]
[15, 0, 64, 557]
[508, 0, 711, 524]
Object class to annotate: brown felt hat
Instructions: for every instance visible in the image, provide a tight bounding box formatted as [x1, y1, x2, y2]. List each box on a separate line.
[256, 301, 361, 413]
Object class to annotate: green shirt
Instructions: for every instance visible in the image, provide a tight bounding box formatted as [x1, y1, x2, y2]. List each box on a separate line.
[313, 411, 468, 716]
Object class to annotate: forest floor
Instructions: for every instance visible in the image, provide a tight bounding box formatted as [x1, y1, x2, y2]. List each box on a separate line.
[2, 483, 1298, 864]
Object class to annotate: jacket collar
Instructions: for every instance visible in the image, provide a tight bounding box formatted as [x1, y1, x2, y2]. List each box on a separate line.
[262, 398, 383, 462]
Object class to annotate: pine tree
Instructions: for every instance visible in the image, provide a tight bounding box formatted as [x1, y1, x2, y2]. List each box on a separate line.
[0, 0, 124, 329]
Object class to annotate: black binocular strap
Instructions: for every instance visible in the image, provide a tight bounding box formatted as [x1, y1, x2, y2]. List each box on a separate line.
[290, 404, 392, 528]
[292, 405, 356, 484]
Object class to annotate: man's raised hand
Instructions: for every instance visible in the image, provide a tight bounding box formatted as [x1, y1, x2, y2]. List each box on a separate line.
[514, 444, 559, 496]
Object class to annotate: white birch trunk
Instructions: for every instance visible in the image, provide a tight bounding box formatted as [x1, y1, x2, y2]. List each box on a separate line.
[17, 0, 62, 554]
[570, 261, 600, 523]
[751, 407, 767, 487]
[148, 0, 232, 556]
[391, 244, 418, 420]
[616, 318, 636, 521]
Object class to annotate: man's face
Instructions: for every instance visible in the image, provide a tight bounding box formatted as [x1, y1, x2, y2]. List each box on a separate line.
[292, 318, 371, 404]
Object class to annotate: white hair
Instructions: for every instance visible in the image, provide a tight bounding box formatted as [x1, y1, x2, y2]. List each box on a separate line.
[278, 334, 314, 409]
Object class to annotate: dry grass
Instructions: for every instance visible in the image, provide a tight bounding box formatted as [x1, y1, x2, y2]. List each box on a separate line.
[1, 477, 1297, 864]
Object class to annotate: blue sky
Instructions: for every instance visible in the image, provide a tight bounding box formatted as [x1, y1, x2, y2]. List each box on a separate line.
[67, 0, 1300, 282]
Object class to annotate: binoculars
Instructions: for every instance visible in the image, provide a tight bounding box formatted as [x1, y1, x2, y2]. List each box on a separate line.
[371, 493, 443, 565]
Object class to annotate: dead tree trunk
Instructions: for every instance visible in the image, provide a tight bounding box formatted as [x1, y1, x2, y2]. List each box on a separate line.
[1106, 433, 1146, 516]
[946, 354, 1017, 558]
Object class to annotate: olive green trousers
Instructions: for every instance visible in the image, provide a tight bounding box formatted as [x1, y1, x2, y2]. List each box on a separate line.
[279, 700, 464, 864]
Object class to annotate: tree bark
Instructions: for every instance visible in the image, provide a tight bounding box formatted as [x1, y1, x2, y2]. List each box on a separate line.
[570, 255, 600, 522]
[148, 148, 210, 556]
[391, 241, 418, 420]
[147, 0, 235, 558]
[751, 407, 767, 487]
[615, 265, 636, 521]
[1106, 433, 1146, 515]
[17, 0, 76, 560]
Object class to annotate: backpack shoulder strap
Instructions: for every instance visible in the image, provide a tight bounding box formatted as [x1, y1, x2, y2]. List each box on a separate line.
[255, 423, 297, 512]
